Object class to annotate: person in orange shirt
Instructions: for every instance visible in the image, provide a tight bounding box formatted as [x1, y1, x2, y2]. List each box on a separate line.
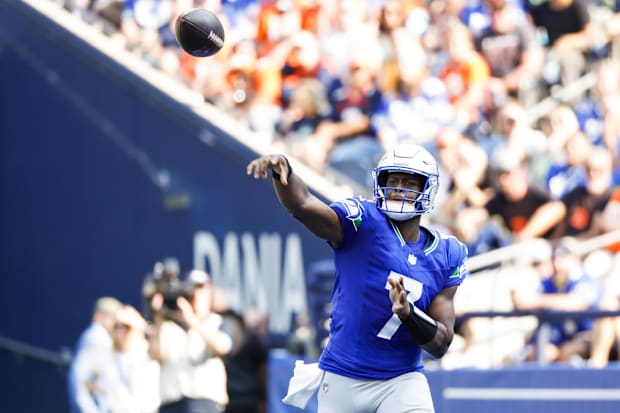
[255, 0, 304, 57]
[484, 147, 566, 242]
[551, 147, 615, 240]
[439, 22, 490, 131]
[588, 182, 620, 254]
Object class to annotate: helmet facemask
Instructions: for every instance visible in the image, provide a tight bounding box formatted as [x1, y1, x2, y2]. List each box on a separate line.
[373, 144, 439, 220]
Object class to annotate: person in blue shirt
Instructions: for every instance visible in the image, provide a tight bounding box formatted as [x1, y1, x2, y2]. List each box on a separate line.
[247, 143, 469, 412]
[67, 296, 122, 413]
[511, 237, 602, 364]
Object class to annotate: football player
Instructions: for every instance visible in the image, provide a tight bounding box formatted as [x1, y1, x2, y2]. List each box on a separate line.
[247, 143, 469, 412]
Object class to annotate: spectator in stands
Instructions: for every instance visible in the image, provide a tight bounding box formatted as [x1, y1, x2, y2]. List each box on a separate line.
[544, 131, 592, 201]
[87, 305, 160, 413]
[510, 237, 602, 364]
[195, 35, 280, 142]
[372, 28, 454, 149]
[148, 269, 232, 413]
[594, 60, 620, 160]
[93, 0, 125, 32]
[275, 30, 338, 111]
[539, 104, 583, 159]
[434, 128, 492, 223]
[483, 98, 547, 174]
[120, 0, 183, 76]
[439, 21, 491, 133]
[592, 186, 620, 252]
[484, 146, 566, 242]
[526, 0, 594, 93]
[301, 40, 385, 188]
[572, 60, 618, 148]
[588, 255, 620, 368]
[65, 0, 126, 39]
[318, 0, 376, 76]
[552, 146, 615, 239]
[375, 0, 408, 94]
[67, 296, 122, 413]
[260, 29, 340, 143]
[275, 77, 329, 156]
[588, 187, 620, 367]
[605, 0, 620, 58]
[255, 0, 304, 57]
[422, 0, 508, 76]
[475, 0, 545, 109]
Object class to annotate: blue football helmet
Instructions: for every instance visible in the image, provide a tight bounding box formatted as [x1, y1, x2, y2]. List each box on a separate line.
[373, 143, 440, 220]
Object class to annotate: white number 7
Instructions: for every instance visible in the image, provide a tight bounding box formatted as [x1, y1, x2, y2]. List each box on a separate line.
[377, 271, 423, 340]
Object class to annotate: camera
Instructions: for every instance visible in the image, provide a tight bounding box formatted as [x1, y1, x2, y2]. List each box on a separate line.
[142, 257, 195, 319]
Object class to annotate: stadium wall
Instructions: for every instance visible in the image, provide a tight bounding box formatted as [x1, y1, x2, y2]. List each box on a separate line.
[0, 2, 333, 411]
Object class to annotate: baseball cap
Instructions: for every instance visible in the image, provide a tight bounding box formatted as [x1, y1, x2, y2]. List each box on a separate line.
[93, 296, 122, 316]
[186, 269, 211, 285]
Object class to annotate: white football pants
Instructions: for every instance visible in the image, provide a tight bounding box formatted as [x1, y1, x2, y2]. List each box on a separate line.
[317, 370, 435, 413]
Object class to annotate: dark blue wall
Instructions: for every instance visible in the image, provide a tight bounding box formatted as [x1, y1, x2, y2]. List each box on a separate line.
[0, 0, 331, 357]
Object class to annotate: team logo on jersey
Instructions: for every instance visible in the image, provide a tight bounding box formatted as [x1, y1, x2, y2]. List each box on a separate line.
[408, 254, 417, 266]
[450, 262, 467, 279]
[322, 382, 329, 393]
[340, 198, 363, 231]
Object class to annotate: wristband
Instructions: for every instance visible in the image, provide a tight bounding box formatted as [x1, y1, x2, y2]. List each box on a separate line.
[272, 156, 293, 180]
[399, 303, 438, 345]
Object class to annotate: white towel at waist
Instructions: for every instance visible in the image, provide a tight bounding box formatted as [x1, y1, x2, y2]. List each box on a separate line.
[282, 360, 323, 409]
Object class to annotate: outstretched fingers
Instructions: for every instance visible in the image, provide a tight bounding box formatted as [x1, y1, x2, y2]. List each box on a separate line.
[246, 155, 290, 184]
[388, 275, 409, 316]
[246, 159, 269, 180]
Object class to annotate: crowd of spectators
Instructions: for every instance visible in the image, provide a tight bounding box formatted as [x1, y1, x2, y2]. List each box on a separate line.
[63, 0, 620, 208]
[59, 0, 620, 371]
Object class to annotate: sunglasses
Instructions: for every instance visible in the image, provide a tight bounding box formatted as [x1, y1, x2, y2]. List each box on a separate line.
[113, 323, 131, 331]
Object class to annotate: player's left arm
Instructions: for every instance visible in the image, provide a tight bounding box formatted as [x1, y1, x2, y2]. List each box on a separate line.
[423, 286, 458, 358]
[389, 276, 458, 358]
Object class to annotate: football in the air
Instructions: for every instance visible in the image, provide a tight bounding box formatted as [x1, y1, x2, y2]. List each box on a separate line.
[175, 8, 225, 57]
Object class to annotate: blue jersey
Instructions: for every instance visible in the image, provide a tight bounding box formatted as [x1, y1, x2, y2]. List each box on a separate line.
[319, 197, 468, 380]
[536, 274, 601, 346]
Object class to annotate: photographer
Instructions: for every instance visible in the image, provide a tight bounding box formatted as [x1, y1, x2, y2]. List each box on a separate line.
[141, 257, 183, 323]
[147, 269, 232, 413]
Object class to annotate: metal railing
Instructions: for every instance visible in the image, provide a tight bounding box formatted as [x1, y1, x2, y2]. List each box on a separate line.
[0, 335, 71, 368]
[466, 229, 620, 273]
[457, 308, 620, 366]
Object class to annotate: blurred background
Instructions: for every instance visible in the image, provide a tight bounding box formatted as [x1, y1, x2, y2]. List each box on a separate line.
[2, 0, 620, 412]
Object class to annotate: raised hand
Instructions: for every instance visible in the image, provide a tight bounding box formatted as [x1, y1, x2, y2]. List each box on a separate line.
[388, 275, 411, 318]
[246, 154, 291, 185]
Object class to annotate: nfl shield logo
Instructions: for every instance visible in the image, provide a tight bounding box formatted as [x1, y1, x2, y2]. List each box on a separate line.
[408, 254, 417, 265]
